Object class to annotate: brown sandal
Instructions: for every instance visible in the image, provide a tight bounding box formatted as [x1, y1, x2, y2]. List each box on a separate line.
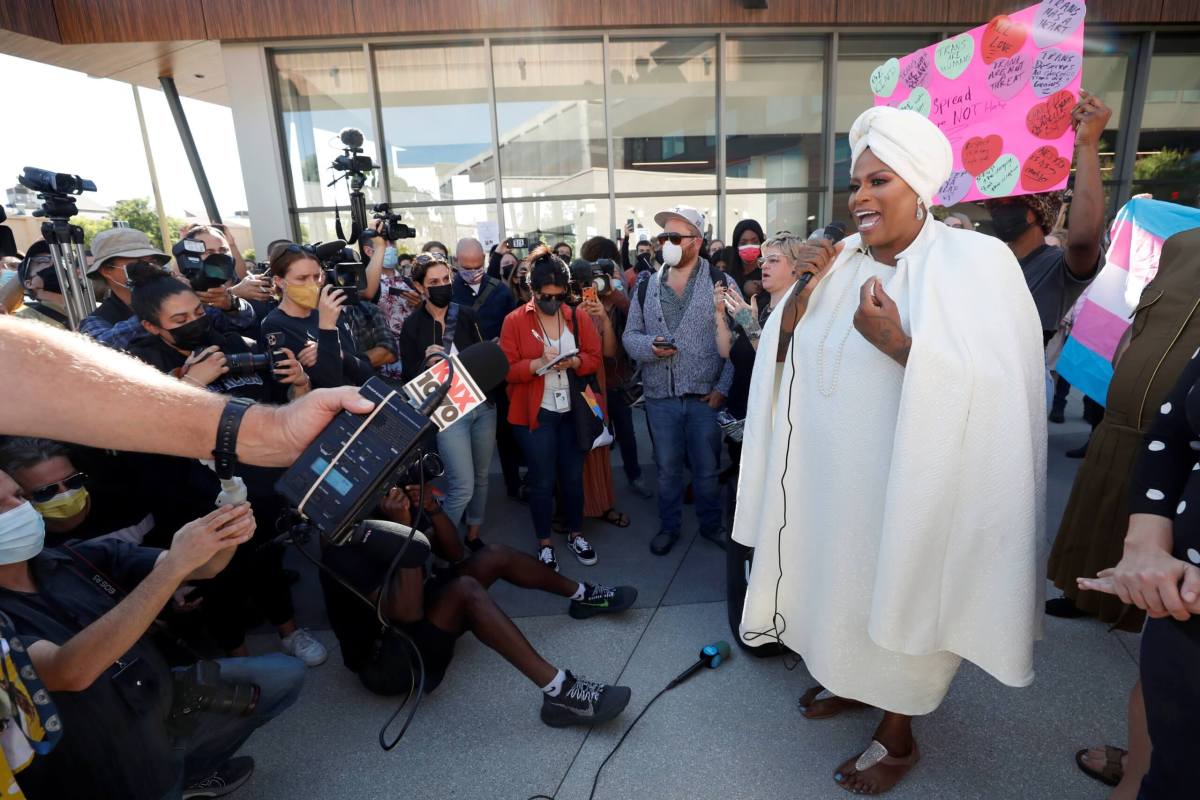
[834, 739, 920, 795]
[1075, 745, 1126, 788]
[798, 685, 869, 720]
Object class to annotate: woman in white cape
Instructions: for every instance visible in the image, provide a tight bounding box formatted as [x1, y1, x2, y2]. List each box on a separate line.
[732, 106, 1046, 794]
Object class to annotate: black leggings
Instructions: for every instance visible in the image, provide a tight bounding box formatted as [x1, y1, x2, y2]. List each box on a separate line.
[1137, 616, 1200, 799]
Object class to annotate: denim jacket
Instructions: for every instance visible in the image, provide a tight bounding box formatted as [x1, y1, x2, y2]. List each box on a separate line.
[622, 257, 735, 400]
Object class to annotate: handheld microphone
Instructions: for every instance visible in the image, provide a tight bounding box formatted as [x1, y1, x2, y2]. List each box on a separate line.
[666, 640, 731, 689]
[797, 221, 847, 293]
[343, 519, 432, 567]
[403, 340, 508, 429]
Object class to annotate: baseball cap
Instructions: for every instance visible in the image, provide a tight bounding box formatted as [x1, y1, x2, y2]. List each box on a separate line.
[653, 205, 706, 237]
[88, 228, 170, 275]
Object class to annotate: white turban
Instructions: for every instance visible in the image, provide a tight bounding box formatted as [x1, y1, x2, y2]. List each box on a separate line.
[849, 106, 953, 207]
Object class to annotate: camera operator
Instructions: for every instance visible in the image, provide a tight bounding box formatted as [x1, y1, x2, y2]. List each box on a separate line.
[0, 468, 304, 800]
[260, 245, 374, 390]
[320, 481, 635, 726]
[399, 253, 495, 551]
[361, 222, 419, 381]
[13, 242, 69, 329]
[179, 224, 275, 312]
[122, 263, 326, 666]
[81, 229, 257, 350]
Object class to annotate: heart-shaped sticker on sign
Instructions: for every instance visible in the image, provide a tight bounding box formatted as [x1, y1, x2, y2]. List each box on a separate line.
[937, 170, 974, 206]
[870, 58, 901, 98]
[962, 135, 1003, 176]
[935, 33, 975, 81]
[986, 53, 1032, 101]
[981, 15, 1028, 65]
[1026, 89, 1076, 139]
[975, 154, 1022, 197]
[1033, 0, 1086, 49]
[897, 87, 932, 117]
[1021, 145, 1071, 191]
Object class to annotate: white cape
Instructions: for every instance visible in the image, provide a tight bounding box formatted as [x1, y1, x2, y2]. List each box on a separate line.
[733, 219, 1046, 712]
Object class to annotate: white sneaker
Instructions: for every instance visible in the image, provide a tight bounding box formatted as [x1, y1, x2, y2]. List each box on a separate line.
[567, 535, 597, 566]
[538, 545, 559, 573]
[280, 627, 328, 667]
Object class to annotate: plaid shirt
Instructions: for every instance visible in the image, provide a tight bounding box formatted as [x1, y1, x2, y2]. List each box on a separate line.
[376, 271, 420, 379]
[342, 301, 398, 363]
[81, 299, 256, 350]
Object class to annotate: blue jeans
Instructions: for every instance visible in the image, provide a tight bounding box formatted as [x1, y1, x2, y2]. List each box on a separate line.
[513, 408, 584, 542]
[166, 653, 306, 797]
[644, 396, 723, 535]
[436, 402, 497, 528]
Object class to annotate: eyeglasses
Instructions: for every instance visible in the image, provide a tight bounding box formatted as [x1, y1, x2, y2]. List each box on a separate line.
[656, 232, 700, 246]
[29, 472, 87, 503]
[756, 254, 789, 267]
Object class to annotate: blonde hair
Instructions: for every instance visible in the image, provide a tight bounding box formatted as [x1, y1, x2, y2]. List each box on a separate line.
[760, 230, 805, 264]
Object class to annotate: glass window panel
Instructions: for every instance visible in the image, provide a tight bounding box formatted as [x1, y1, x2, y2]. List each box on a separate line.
[616, 195, 717, 242]
[492, 40, 607, 199]
[274, 50, 380, 211]
[725, 192, 823, 240]
[1082, 34, 1133, 192]
[298, 205, 498, 254]
[1135, 36, 1200, 207]
[725, 37, 825, 190]
[376, 44, 496, 204]
[832, 36, 936, 192]
[608, 37, 718, 193]
[502, 197, 612, 252]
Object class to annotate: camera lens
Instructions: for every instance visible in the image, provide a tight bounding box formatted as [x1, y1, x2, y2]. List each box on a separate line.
[224, 352, 269, 376]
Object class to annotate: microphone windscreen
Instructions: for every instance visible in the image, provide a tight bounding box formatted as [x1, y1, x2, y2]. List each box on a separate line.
[314, 240, 349, 261]
[823, 221, 847, 244]
[457, 340, 509, 394]
[351, 519, 431, 566]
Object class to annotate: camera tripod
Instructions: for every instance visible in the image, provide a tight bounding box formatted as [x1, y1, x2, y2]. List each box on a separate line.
[37, 195, 96, 331]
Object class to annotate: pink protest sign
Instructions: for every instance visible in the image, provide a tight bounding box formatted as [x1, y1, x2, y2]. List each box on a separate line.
[869, 0, 1086, 205]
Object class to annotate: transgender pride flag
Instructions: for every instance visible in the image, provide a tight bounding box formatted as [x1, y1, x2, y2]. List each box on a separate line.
[1057, 197, 1200, 406]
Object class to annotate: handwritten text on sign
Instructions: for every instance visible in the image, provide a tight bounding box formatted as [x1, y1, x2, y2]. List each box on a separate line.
[870, 0, 1085, 205]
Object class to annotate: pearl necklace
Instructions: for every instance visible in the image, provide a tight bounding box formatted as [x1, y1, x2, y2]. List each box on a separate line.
[815, 256, 866, 398]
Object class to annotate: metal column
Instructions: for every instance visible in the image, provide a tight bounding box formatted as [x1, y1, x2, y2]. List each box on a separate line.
[160, 76, 222, 223]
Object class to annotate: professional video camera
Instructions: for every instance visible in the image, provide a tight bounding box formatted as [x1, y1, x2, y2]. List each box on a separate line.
[371, 203, 416, 242]
[327, 127, 378, 245]
[16, 167, 100, 330]
[307, 240, 368, 303]
[589, 259, 618, 295]
[168, 659, 259, 733]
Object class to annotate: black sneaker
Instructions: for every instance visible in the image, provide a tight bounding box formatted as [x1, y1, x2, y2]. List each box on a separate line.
[538, 545, 559, 573]
[567, 534, 597, 566]
[569, 584, 638, 619]
[699, 527, 727, 550]
[183, 756, 255, 799]
[464, 535, 486, 553]
[650, 530, 680, 556]
[540, 672, 631, 727]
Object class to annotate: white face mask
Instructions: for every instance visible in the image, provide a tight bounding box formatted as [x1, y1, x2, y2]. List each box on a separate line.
[0, 502, 46, 565]
[661, 241, 683, 268]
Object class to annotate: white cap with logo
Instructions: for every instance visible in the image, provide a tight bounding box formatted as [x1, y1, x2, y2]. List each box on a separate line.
[653, 205, 706, 237]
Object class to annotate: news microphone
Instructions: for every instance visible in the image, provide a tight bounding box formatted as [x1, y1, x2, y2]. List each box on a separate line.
[798, 221, 848, 293]
[275, 340, 509, 544]
[666, 641, 731, 689]
[343, 519, 431, 567]
[402, 340, 508, 428]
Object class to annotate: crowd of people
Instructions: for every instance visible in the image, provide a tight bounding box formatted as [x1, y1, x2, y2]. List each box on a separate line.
[0, 82, 1194, 800]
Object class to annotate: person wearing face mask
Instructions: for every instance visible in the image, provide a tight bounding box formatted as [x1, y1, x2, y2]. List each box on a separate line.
[80, 229, 256, 350]
[361, 222, 420, 382]
[501, 249, 604, 572]
[984, 90, 1111, 346]
[622, 205, 737, 557]
[399, 253, 493, 551]
[733, 106, 1044, 795]
[553, 241, 574, 263]
[13, 242, 69, 329]
[0, 467, 305, 800]
[260, 245, 374, 390]
[452, 238, 517, 341]
[716, 219, 766, 295]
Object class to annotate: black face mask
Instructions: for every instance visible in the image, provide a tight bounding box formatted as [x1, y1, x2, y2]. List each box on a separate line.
[990, 204, 1033, 243]
[166, 314, 213, 351]
[35, 266, 61, 294]
[536, 295, 564, 316]
[426, 284, 453, 308]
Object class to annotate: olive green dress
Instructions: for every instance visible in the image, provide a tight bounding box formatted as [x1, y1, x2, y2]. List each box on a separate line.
[1049, 228, 1200, 630]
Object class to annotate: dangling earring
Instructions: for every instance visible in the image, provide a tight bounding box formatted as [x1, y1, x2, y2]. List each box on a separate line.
[915, 198, 926, 222]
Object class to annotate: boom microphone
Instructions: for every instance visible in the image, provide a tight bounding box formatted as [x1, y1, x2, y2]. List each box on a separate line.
[798, 221, 847, 293]
[666, 640, 731, 689]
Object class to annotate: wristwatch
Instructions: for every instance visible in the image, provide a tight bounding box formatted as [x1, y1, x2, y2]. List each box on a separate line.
[212, 397, 255, 479]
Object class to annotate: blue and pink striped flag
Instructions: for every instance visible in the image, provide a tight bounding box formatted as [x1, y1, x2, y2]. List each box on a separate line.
[1056, 197, 1200, 406]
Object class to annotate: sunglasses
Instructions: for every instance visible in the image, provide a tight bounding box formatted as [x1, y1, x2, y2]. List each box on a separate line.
[656, 232, 700, 246]
[29, 472, 87, 503]
[535, 292, 565, 303]
[414, 253, 448, 266]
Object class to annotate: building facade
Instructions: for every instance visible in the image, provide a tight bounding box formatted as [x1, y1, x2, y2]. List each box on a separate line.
[2, 1, 1199, 249]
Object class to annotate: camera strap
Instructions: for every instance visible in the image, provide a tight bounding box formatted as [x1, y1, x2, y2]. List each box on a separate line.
[470, 279, 497, 312]
[27, 303, 69, 326]
[440, 303, 460, 353]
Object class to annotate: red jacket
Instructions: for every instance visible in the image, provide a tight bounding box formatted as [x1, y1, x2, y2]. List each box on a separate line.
[500, 301, 602, 430]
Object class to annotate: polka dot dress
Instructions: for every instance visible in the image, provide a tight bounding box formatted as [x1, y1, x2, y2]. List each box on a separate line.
[1127, 347, 1200, 798]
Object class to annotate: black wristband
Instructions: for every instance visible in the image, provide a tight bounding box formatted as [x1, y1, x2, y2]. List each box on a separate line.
[213, 397, 254, 479]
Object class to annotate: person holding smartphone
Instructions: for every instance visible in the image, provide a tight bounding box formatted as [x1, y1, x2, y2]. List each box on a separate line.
[362, 221, 421, 381]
